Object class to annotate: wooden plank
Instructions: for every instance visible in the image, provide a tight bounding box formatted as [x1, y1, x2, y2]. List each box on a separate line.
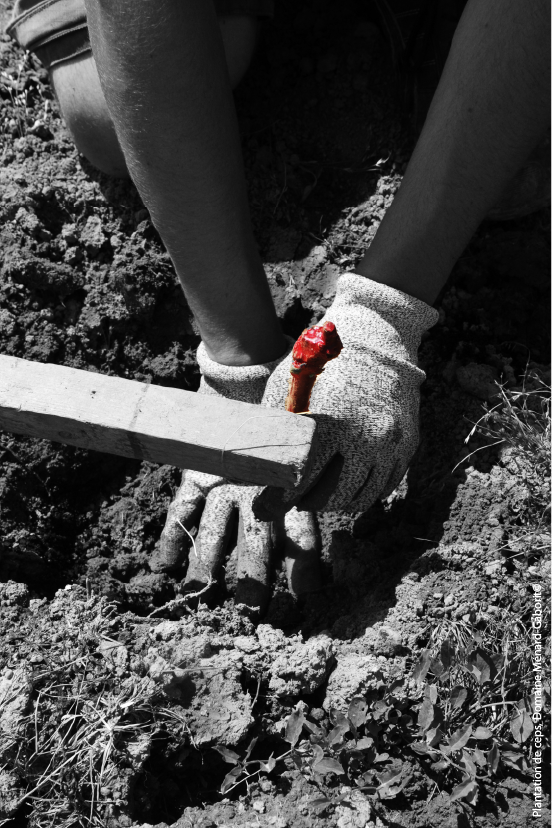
[0, 355, 317, 488]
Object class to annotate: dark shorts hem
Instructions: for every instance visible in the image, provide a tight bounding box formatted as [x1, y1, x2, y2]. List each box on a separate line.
[6, 0, 274, 68]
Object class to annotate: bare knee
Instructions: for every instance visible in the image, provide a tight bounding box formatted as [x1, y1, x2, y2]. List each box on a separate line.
[49, 17, 257, 176]
[49, 53, 129, 178]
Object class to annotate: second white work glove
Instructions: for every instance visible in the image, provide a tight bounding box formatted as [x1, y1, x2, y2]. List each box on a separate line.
[254, 274, 439, 517]
[151, 341, 320, 614]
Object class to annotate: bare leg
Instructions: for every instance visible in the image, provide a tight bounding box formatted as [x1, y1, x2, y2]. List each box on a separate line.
[50, 54, 128, 177]
[49, 15, 260, 179]
[83, 0, 285, 367]
[356, 0, 551, 305]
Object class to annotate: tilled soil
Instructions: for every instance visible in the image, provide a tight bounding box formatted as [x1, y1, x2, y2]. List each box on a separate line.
[0, 1, 550, 827]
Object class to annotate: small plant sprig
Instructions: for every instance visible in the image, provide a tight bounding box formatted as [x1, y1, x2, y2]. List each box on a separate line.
[283, 687, 413, 810]
[213, 737, 282, 795]
[213, 608, 549, 812]
[408, 629, 549, 807]
[214, 676, 415, 807]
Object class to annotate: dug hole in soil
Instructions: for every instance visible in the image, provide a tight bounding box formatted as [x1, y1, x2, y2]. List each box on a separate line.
[0, 2, 550, 827]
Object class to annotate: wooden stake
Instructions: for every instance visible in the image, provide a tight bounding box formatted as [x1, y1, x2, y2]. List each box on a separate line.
[0, 356, 316, 489]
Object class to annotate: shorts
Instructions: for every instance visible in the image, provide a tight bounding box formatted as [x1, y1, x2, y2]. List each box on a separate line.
[5, 0, 275, 69]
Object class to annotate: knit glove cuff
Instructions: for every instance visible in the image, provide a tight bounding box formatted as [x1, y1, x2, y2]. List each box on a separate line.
[327, 273, 439, 366]
[196, 338, 293, 404]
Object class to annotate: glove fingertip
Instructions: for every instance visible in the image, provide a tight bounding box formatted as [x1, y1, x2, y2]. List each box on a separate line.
[149, 538, 185, 573]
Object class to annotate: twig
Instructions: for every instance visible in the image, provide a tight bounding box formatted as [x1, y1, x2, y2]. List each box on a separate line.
[145, 578, 214, 618]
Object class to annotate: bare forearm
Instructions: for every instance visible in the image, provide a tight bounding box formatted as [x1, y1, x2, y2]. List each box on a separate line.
[84, 0, 285, 365]
[357, 0, 550, 305]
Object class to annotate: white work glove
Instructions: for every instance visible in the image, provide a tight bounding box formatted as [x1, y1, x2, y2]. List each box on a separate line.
[151, 341, 320, 614]
[254, 274, 439, 517]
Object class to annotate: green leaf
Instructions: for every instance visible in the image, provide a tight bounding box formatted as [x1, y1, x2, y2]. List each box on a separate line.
[461, 749, 477, 778]
[328, 721, 350, 746]
[285, 709, 305, 747]
[411, 741, 430, 754]
[303, 719, 325, 738]
[473, 747, 487, 767]
[466, 649, 496, 685]
[376, 768, 406, 800]
[510, 710, 533, 744]
[310, 743, 324, 766]
[387, 678, 406, 694]
[348, 697, 368, 729]
[220, 766, 244, 793]
[426, 726, 444, 748]
[330, 709, 349, 725]
[450, 686, 468, 710]
[431, 759, 449, 771]
[430, 656, 445, 677]
[312, 757, 345, 776]
[258, 756, 276, 773]
[450, 776, 478, 804]
[487, 744, 500, 774]
[412, 649, 432, 685]
[291, 752, 303, 770]
[372, 700, 389, 721]
[440, 639, 456, 670]
[213, 745, 240, 765]
[429, 684, 438, 705]
[417, 698, 435, 732]
[355, 736, 374, 751]
[444, 723, 472, 754]
[473, 726, 492, 740]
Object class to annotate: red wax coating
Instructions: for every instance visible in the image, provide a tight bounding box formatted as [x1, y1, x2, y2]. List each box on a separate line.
[285, 321, 343, 413]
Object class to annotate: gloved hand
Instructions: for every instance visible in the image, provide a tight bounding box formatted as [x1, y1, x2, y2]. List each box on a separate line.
[254, 274, 439, 517]
[151, 340, 320, 614]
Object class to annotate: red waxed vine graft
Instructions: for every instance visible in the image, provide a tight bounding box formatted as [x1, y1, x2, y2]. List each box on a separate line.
[285, 321, 343, 414]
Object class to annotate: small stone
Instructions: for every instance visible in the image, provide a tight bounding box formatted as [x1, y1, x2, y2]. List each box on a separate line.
[456, 363, 500, 402]
[433, 593, 443, 600]
[61, 223, 79, 245]
[0, 309, 17, 336]
[15, 206, 40, 236]
[234, 636, 260, 653]
[444, 594, 455, 607]
[81, 215, 105, 254]
[252, 800, 265, 813]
